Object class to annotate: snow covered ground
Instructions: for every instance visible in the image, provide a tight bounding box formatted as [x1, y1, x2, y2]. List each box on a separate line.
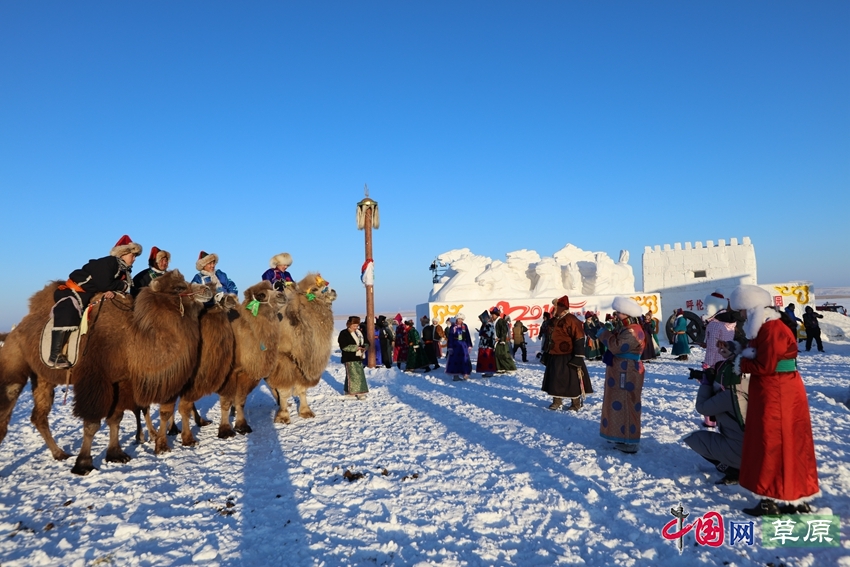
[1, 329, 848, 566]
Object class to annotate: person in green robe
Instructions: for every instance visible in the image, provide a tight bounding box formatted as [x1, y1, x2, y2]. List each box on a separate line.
[405, 319, 431, 372]
[583, 312, 601, 360]
[339, 316, 369, 398]
[672, 308, 692, 361]
[493, 308, 517, 373]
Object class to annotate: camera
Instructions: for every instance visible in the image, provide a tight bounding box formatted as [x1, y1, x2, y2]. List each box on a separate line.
[688, 367, 716, 383]
[688, 368, 705, 381]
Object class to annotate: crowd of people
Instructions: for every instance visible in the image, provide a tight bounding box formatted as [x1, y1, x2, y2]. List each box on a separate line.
[342, 286, 820, 517]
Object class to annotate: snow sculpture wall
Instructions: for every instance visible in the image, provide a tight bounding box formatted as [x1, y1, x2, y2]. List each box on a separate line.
[642, 237, 757, 315]
[429, 245, 636, 303]
[642, 237, 757, 293]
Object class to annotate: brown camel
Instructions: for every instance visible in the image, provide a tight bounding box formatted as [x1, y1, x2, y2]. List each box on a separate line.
[217, 281, 286, 438]
[265, 273, 337, 424]
[69, 270, 211, 474]
[0, 271, 211, 471]
[156, 292, 238, 451]
[0, 281, 73, 459]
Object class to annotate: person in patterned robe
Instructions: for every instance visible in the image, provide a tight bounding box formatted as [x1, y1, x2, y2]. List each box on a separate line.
[597, 296, 646, 454]
[541, 296, 591, 411]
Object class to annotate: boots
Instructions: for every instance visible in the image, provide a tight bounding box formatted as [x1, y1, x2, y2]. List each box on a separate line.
[548, 397, 563, 410]
[48, 330, 72, 369]
[567, 397, 583, 411]
[742, 499, 780, 517]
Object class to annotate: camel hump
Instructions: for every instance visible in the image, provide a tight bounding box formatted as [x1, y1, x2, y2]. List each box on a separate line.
[243, 280, 274, 301]
[28, 281, 65, 314]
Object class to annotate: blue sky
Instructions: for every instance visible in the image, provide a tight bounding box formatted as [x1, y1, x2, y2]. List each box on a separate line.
[1, 2, 848, 330]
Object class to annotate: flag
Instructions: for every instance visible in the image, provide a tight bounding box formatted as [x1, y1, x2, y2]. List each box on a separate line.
[361, 259, 374, 287]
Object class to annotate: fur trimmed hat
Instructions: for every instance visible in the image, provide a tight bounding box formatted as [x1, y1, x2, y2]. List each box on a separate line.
[148, 246, 171, 268]
[556, 295, 570, 308]
[420, 315, 430, 324]
[196, 251, 219, 272]
[269, 252, 293, 269]
[110, 235, 142, 258]
[730, 285, 771, 311]
[612, 296, 643, 318]
[346, 316, 361, 326]
[704, 290, 728, 318]
[730, 285, 779, 339]
[455, 313, 466, 321]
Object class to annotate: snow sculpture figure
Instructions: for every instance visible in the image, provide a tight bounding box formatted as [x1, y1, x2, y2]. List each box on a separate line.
[531, 258, 564, 298]
[474, 250, 539, 299]
[430, 244, 636, 302]
[430, 249, 493, 302]
[562, 262, 582, 294]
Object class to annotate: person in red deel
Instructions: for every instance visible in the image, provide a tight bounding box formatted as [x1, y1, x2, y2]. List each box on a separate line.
[729, 285, 819, 516]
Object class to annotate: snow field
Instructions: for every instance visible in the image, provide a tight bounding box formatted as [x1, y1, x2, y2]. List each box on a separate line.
[0, 342, 848, 566]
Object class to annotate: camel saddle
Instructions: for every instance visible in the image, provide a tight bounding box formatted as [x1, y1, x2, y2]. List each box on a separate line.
[39, 311, 88, 368]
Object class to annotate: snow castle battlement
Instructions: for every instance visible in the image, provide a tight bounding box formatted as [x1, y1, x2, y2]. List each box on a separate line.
[642, 236, 757, 292]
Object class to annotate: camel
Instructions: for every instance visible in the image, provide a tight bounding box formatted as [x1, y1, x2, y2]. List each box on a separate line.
[68, 270, 210, 474]
[0, 281, 74, 460]
[155, 291, 238, 451]
[217, 281, 286, 438]
[265, 273, 336, 424]
[0, 271, 212, 471]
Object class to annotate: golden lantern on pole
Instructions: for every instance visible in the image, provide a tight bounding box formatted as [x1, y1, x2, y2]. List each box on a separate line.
[357, 184, 379, 368]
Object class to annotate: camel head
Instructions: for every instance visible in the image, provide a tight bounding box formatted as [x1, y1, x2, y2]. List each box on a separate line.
[295, 272, 336, 303]
[135, 270, 210, 326]
[189, 283, 215, 305]
[242, 281, 286, 317]
[313, 286, 337, 305]
[153, 269, 213, 305]
[218, 292, 240, 311]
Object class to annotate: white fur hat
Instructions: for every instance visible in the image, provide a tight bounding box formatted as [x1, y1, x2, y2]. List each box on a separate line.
[730, 285, 771, 311]
[704, 290, 728, 318]
[456, 313, 466, 321]
[196, 251, 219, 272]
[269, 252, 293, 269]
[612, 296, 643, 318]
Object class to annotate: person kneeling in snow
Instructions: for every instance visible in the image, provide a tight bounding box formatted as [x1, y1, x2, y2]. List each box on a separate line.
[682, 349, 749, 485]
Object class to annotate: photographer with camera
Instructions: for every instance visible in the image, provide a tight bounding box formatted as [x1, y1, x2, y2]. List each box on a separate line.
[682, 340, 749, 485]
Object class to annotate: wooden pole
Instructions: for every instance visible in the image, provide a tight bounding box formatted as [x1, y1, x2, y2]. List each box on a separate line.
[364, 206, 376, 368]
